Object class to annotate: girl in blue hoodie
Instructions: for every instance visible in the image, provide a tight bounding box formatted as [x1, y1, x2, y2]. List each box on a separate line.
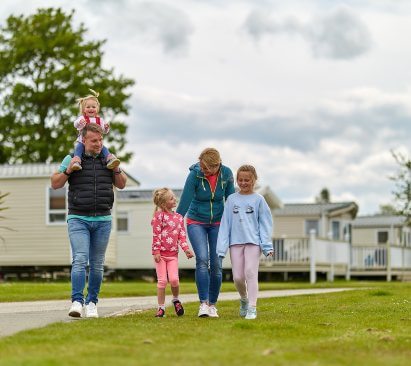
[177, 148, 235, 318]
[216, 165, 273, 320]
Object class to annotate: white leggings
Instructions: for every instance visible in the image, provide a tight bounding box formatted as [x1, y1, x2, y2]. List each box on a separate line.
[229, 244, 261, 307]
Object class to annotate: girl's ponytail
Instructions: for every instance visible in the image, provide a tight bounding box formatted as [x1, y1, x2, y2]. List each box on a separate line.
[152, 188, 171, 217]
[76, 89, 101, 115]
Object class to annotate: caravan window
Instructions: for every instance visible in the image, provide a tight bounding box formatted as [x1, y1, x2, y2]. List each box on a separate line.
[47, 187, 67, 224]
[332, 221, 340, 240]
[117, 211, 129, 233]
[377, 231, 389, 244]
[305, 220, 319, 236]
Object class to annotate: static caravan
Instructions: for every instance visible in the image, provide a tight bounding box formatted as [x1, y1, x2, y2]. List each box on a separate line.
[0, 163, 139, 270]
[115, 186, 283, 270]
[1, 163, 282, 272]
[273, 202, 358, 242]
[352, 215, 411, 247]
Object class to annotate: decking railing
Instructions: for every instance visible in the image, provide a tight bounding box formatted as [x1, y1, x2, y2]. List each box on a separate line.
[270, 238, 310, 264]
[260, 230, 411, 283]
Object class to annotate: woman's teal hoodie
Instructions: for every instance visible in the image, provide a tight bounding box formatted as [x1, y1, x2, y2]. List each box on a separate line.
[176, 162, 235, 224]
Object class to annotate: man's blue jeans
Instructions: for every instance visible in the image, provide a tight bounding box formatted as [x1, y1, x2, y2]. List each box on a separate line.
[67, 218, 112, 305]
[187, 224, 222, 305]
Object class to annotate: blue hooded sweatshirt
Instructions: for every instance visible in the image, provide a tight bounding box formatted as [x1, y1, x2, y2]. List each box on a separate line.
[176, 162, 235, 224]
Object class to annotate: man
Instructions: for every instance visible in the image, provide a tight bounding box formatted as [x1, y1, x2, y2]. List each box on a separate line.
[51, 123, 127, 318]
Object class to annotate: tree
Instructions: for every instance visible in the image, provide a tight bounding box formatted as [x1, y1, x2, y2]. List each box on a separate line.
[378, 204, 397, 216]
[315, 187, 331, 203]
[0, 8, 135, 164]
[390, 150, 411, 219]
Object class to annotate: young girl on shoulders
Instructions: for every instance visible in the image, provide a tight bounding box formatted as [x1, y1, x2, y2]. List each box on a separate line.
[71, 89, 120, 171]
[152, 188, 194, 317]
[216, 165, 273, 320]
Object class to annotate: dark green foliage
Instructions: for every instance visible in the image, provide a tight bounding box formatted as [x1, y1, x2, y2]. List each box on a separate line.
[390, 150, 411, 220]
[315, 187, 331, 203]
[378, 204, 397, 215]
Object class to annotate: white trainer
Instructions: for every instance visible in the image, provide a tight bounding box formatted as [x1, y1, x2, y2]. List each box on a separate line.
[245, 307, 257, 320]
[208, 305, 219, 318]
[85, 302, 99, 318]
[198, 302, 209, 317]
[239, 298, 249, 317]
[68, 301, 83, 318]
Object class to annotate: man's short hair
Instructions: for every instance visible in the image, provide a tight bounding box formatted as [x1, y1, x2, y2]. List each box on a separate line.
[81, 123, 104, 138]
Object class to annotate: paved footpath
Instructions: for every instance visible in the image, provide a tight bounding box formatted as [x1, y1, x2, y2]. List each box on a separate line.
[0, 288, 355, 338]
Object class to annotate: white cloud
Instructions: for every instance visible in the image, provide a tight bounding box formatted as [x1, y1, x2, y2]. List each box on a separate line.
[122, 82, 411, 215]
[1, 0, 411, 216]
[96, 1, 195, 55]
[307, 6, 372, 59]
[243, 5, 372, 59]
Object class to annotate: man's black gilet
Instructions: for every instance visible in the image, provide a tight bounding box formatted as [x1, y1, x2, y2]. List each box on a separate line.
[68, 155, 114, 216]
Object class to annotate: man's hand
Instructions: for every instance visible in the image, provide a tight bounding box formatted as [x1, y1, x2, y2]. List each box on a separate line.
[67, 157, 81, 174]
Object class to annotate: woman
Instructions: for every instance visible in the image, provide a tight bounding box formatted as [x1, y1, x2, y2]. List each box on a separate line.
[177, 148, 235, 318]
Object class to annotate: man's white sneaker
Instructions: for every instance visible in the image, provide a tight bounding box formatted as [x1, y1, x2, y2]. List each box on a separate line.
[208, 305, 219, 318]
[198, 302, 209, 317]
[68, 301, 83, 318]
[85, 302, 99, 318]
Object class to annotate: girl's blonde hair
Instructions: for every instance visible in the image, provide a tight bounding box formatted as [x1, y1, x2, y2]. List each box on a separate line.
[77, 89, 100, 115]
[198, 147, 221, 169]
[152, 187, 173, 215]
[236, 164, 258, 182]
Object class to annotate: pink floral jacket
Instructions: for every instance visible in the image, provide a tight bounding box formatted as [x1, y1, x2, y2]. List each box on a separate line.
[151, 211, 189, 256]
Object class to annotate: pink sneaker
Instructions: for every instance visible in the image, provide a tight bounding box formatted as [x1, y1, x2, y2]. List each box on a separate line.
[155, 308, 166, 318]
[173, 300, 185, 316]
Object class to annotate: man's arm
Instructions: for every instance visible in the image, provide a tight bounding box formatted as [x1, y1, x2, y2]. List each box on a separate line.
[51, 171, 69, 189]
[113, 167, 127, 189]
[51, 155, 74, 189]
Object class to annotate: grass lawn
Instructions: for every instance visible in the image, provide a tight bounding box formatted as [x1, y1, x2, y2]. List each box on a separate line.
[0, 282, 409, 365]
[0, 279, 380, 302]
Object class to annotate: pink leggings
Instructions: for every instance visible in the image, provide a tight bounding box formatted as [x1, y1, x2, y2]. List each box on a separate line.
[155, 256, 179, 289]
[230, 244, 261, 307]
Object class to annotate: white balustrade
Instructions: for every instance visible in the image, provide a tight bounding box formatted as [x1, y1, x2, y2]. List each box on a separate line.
[260, 237, 411, 283]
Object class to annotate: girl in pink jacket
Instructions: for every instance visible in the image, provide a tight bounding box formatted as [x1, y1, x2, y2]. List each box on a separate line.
[152, 188, 194, 317]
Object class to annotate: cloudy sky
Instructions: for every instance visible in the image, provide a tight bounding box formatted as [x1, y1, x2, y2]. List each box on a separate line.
[2, 0, 411, 215]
